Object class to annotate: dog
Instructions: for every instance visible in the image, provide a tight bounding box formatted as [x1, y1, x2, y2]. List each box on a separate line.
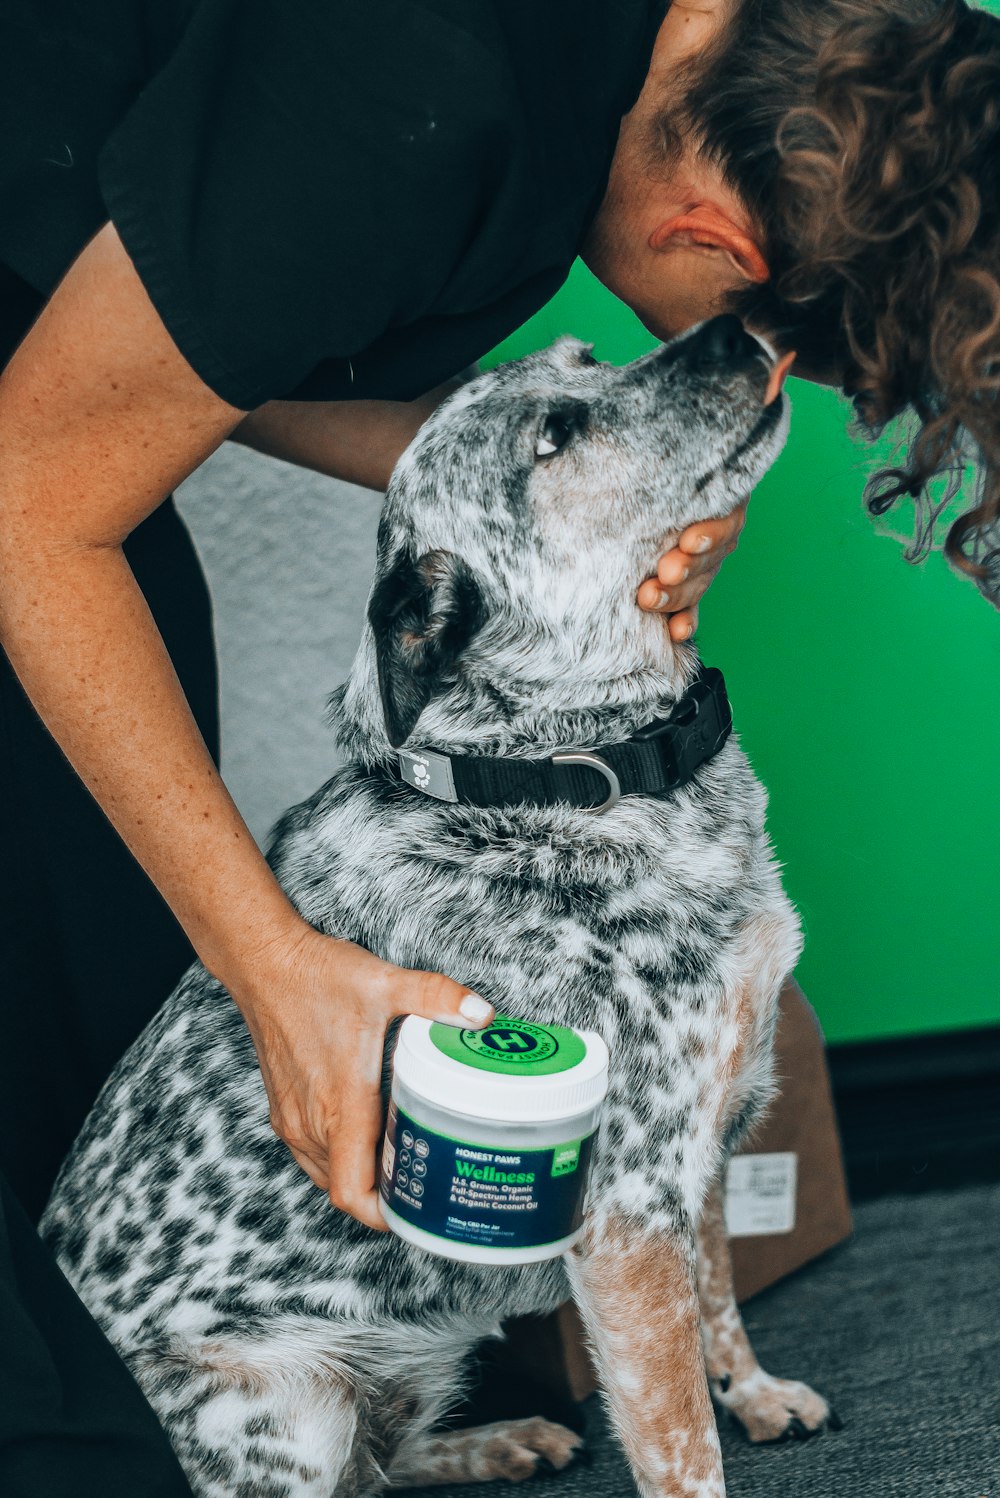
[41, 316, 837, 1498]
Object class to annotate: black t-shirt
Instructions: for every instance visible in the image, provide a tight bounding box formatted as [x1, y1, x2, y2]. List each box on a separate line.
[0, 0, 666, 407]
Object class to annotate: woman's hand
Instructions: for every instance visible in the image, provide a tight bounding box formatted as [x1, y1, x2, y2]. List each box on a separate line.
[229, 921, 494, 1231]
[636, 502, 748, 638]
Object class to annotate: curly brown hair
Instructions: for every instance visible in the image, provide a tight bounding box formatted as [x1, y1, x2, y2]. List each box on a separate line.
[668, 0, 1000, 601]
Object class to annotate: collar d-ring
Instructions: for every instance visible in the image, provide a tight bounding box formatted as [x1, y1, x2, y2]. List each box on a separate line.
[550, 750, 622, 813]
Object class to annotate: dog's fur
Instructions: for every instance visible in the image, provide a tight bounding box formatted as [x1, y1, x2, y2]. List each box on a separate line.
[41, 325, 835, 1498]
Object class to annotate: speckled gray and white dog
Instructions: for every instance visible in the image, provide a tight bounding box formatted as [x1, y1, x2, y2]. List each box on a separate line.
[42, 319, 837, 1498]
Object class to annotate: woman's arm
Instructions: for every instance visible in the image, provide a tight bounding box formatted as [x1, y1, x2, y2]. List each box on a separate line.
[230, 385, 460, 492]
[0, 223, 490, 1229]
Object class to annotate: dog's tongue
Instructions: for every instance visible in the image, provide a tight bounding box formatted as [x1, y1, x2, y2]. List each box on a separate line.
[765, 351, 796, 406]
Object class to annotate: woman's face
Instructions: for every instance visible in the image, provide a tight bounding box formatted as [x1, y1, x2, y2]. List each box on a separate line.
[580, 0, 852, 388]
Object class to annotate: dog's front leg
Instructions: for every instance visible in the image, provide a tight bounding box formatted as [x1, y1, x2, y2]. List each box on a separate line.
[567, 1217, 725, 1498]
[696, 1177, 839, 1443]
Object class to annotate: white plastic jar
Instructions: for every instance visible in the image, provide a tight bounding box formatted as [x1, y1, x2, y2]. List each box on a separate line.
[379, 1014, 609, 1265]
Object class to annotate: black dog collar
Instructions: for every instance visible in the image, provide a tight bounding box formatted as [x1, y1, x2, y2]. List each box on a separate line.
[390, 664, 733, 814]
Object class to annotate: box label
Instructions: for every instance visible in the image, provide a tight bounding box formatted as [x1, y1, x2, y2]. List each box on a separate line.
[724, 1152, 797, 1237]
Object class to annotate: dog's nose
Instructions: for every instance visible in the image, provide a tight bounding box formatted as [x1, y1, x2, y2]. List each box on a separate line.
[682, 314, 762, 371]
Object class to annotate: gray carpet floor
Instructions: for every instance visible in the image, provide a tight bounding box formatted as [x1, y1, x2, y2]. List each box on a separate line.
[403, 1183, 1000, 1497]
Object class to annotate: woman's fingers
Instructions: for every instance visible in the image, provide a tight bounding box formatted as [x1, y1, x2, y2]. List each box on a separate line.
[638, 502, 748, 618]
[636, 575, 670, 611]
[402, 967, 495, 1028]
[667, 604, 699, 642]
[672, 504, 747, 569]
[324, 1063, 391, 1231]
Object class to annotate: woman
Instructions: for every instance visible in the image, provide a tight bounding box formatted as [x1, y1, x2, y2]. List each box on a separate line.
[1, 0, 997, 1492]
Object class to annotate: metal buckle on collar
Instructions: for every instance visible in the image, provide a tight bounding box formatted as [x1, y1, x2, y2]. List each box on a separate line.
[551, 750, 622, 814]
[397, 747, 458, 803]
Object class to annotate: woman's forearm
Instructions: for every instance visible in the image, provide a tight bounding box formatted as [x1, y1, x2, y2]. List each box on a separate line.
[0, 533, 303, 992]
[230, 382, 460, 490]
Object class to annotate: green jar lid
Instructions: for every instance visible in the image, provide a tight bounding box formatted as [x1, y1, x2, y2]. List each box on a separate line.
[428, 1015, 588, 1076]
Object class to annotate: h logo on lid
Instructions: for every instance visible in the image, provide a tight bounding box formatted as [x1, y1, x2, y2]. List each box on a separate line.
[482, 1028, 536, 1053]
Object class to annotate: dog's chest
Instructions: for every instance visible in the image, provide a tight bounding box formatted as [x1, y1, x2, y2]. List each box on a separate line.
[265, 762, 787, 1237]
[269, 758, 784, 1174]
[273, 755, 772, 1032]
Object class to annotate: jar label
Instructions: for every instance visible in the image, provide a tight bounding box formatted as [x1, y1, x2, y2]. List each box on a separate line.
[380, 1100, 596, 1254]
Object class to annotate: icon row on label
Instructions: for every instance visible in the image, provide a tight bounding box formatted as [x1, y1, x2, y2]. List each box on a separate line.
[397, 1172, 424, 1197]
[401, 1130, 430, 1157]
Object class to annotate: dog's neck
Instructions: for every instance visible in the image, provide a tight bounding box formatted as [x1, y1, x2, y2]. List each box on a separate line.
[333, 619, 697, 766]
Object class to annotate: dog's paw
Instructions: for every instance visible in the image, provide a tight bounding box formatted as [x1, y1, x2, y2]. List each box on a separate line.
[471, 1417, 587, 1482]
[713, 1369, 843, 1444]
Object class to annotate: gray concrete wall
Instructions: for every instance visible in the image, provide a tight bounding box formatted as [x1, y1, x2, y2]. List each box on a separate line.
[175, 443, 382, 846]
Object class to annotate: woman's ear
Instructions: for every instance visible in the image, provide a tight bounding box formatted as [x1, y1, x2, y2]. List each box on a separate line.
[368, 548, 487, 748]
[649, 203, 770, 284]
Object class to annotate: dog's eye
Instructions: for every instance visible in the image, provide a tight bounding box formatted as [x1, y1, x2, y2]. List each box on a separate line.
[535, 414, 574, 459]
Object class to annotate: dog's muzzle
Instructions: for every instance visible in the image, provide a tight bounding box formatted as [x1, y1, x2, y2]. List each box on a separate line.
[391, 665, 733, 813]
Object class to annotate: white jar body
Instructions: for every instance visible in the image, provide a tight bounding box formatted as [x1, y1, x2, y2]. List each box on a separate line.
[379, 1075, 603, 1265]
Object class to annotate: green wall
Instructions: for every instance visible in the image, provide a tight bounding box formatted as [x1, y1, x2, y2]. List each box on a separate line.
[484, 262, 999, 1045]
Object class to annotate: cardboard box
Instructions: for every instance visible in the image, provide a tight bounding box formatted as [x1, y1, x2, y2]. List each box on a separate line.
[726, 976, 853, 1303]
[461, 977, 852, 1417]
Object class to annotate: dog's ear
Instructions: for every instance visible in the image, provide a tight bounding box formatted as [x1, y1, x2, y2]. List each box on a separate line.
[368, 548, 487, 747]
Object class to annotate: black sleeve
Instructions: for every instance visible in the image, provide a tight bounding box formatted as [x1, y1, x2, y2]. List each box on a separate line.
[98, 0, 515, 408]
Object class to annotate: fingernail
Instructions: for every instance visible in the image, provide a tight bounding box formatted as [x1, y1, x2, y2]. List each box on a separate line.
[459, 993, 493, 1024]
[692, 536, 712, 554]
[654, 590, 670, 609]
